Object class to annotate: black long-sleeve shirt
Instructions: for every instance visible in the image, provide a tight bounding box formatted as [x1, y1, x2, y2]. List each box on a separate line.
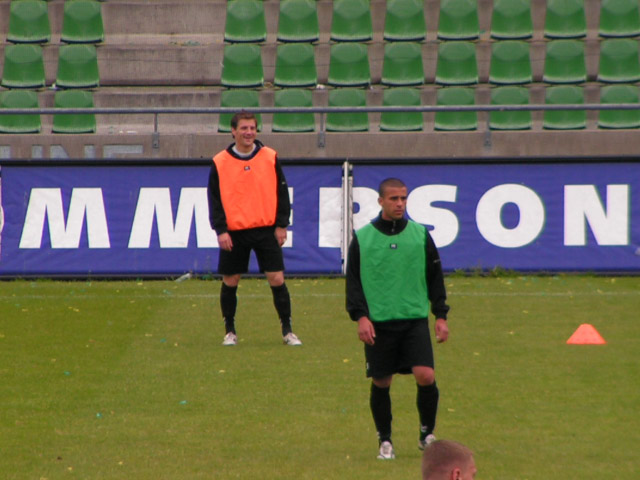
[207, 140, 291, 234]
[346, 214, 450, 322]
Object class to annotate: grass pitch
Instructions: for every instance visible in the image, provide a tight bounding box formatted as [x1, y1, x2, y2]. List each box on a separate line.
[1, 276, 638, 480]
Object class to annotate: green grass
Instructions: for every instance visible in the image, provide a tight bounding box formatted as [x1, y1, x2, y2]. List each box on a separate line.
[1, 276, 638, 479]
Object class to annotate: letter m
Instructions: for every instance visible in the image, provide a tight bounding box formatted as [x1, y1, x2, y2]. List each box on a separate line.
[20, 188, 110, 248]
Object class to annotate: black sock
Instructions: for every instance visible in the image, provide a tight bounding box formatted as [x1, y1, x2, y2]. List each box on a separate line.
[370, 383, 392, 443]
[220, 283, 237, 334]
[270, 283, 292, 335]
[417, 382, 439, 438]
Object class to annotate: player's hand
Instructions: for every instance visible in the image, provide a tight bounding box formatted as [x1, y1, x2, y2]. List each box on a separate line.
[358, 317, 376, 345]
[435, 318, 449, 343]
[274, 227, 287, 247]
[217, 232, 233, 251]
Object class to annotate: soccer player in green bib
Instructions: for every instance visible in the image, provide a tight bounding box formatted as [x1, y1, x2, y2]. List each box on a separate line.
[346, 178, 450, 460]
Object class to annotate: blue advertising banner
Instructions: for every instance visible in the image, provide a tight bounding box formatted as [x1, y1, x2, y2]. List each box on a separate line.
[0, 161, 639, 275]
[0, 165, 343, 276]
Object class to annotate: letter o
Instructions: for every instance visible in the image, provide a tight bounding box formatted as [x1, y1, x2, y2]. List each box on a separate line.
[476, 184, 545, 248]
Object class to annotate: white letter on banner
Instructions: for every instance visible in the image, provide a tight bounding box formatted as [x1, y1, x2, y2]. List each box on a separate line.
[476, 184, 545, 248]
[353, 187, 380, 230]
[406, 185, 459, 248]
[20, 188, 110, 249]
[564, 185, 629, 246]
[318, 188, 341, 248]
[128, 188, 218, 248]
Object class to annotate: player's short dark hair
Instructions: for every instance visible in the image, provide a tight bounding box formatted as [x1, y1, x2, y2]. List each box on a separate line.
[422, 440, 474, 480]
[231, 112, 257, 130]
[378, 178, 407, 197]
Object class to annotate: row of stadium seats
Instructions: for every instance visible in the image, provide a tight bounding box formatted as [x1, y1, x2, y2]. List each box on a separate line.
[220, 38, 640, 88]
[215, 84, 640, 132]
[222, 0, 640, 43]
[5, 0, 104, 44]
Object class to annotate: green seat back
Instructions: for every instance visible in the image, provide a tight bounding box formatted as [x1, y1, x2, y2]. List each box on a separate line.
[61, 0, 104, 43]
[330, 0, 372, 42]
[277, 0, 319, 43]
[543, 85, 586, 129]
[599, 0, 640, 38]
[326, 88, 368, 132]
[1, 44, 46, 88]
[224, 0, 266, 43]
[7, 0, 51, 44]
[381, 42, 424, 87]
[597, 38, 640, 83]
[273, 89, 315, 132]
[491, 0, 533, 39]
[56, 44, 100, 88]
[380, 87, 423, 131]
[384, 0, 426, 42]
[543, 39, 586, 84]
[544, 0, 587, 39]
[0, 89, 41, 134]
[434, 87, 477, 131]
[489, 40, 532, 85]
[53, 89, 96, 134]
[274, 43, 317, 88]
[489, 86, 532, 130]
[438, 0, 479, 40]
[221, 44, 264, 88]
[327, 43, 370, 87]
[218, 89, 262, 133]
[435, 41, 478, 85]
[598, 84, 640, 128]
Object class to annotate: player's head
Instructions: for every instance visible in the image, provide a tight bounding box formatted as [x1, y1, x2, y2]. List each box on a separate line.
[230, 112, 258, 153]
[378, 178, 408, 221]
[422, 440, 476, 480]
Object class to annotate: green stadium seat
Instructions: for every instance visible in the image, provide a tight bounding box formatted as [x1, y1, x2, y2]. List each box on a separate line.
[544, 0, 587, 39]
[1, 44, 46, 89]
[330, 0, 372, 42]
[326, 88, 368, 132]
[218, 89, 262, 133]
[52, 90, 96, 134]
[597, 38, 640, 83]
[543, 85, 586, 129]
[7, 0, 51, 44]
[383, 0, 426, 42]
[224, 0, 266, 43]
[489, 86, 532, 130]
[381, 43, 424, 87]
[489, 40, 532, 85]
[61, 0, 104, 44]
[599, 0, 640, 38]
[434, 87, 477, 131]
[0, 89, 41, 134]
[435, 41, 478, 86]
[491, 0, 533, 39]
[327, 43, 370, 87]
[274, 43, 317, 88]
[55, 44, 100, 88]
[543, 40, 586, 84]
[277, 0, 319, 43]
[438, 0, 480, 41]
[272, 88, 315, 132]
[221, 44, 264, 88]
[598, 84, 640, 128]
[380, 87, 423, 131]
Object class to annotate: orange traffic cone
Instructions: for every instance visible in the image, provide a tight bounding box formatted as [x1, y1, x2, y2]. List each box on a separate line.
[566, 324, 606, 345]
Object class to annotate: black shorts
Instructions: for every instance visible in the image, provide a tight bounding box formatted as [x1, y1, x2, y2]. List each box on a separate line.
[218, 226, 285, 275]
[364, 318, 434, 378]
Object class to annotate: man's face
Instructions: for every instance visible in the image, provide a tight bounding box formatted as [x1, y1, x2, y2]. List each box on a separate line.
[378, 185, 408, 221]
[231, 118, 257, 152]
